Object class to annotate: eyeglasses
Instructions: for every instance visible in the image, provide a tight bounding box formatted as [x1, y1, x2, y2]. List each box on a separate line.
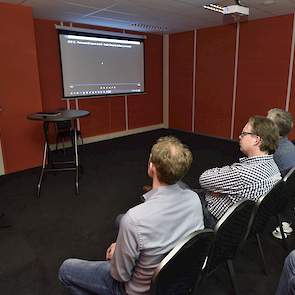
[240, 131, 257, 138]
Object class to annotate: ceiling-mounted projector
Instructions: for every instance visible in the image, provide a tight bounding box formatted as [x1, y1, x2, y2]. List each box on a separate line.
[204, 0, 249, 17]
[223, 5, 249, 16]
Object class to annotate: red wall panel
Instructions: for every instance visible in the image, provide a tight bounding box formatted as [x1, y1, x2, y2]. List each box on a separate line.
[234, 15, 293, 138]
[34, 19, 64, 111]
[288, 20, 295, 140]
[169, 31, 194, 131]
[195, 24, 236, 138]
[0, 3, 43, 173]
[77, 97, 126, 136]
[128, 34, 163, 129]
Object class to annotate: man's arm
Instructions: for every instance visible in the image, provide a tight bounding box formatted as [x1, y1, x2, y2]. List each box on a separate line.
[111, 212, 140, 282]
[199, 163, 243, 194]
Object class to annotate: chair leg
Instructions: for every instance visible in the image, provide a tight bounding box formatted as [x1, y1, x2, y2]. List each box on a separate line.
[227, 260, 239, 295]
[62, 137, 65, 154]
[255, 233, 268, 275]
[277, 214, 288, 251]
[193, 271, 206, 295]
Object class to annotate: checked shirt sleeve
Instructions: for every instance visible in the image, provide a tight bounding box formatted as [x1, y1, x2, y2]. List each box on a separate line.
[199, 163, 244, 194]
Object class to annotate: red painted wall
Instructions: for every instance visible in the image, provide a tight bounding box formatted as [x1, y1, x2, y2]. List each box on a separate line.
[34, 19, 163, 138]
[128, 34, 163, 129]
[169, 31, 194, 131]
[195, 24, 236, 138]
[0, 3, 43, 173]
[234, 15, 293, 138]
[169, 14, 295, 140]
[288, 21, 295, 139]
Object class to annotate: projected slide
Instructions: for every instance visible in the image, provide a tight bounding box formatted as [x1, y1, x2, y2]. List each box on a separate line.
[58, 31, 145, 98]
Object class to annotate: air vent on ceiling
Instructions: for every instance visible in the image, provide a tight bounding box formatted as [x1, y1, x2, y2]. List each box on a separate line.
[130, 23, 168, 32]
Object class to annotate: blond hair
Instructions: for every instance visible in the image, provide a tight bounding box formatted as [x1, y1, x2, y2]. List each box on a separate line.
[150, 136, 193, 185]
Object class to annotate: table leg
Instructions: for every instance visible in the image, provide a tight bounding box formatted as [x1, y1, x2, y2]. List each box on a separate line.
[73, 125, 79, 195]
[37, 141, 47, 198]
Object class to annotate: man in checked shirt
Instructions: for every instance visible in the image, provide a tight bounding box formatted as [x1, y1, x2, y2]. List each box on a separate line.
[199, 116, 282, 228]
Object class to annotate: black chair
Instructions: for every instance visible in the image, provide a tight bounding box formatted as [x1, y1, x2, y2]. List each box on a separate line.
[150, 229, 214, 295]
[55, 120, 83, 151]
[283, 166, 295, 209]
[246, 179, 287, 274]
[201, 199, 256, 295]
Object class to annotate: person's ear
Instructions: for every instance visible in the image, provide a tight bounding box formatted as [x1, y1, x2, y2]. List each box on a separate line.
[255, 136, 262, 146]
[149, 161, 157, 174]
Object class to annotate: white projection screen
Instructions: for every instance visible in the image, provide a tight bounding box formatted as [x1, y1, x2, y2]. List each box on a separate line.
[57, 27, 145, 99]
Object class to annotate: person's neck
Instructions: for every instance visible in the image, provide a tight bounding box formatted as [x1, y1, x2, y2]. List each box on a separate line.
[152, 178, 168, 190]
[247, 150, 268, 157]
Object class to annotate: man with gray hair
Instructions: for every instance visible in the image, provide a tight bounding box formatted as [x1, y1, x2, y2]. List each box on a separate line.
[59, 136, 204, 295]
[267, 108, 295, 176]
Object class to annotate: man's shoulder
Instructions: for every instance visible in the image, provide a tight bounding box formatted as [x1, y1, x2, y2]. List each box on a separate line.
[126, 187, 199, 220]
[277, 139, 295, 154]
[239, 155, 280, 179]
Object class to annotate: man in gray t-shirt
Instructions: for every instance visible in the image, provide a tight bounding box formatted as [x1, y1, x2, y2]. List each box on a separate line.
[267, 108, 295, 176]
[59, 136, 204, 295]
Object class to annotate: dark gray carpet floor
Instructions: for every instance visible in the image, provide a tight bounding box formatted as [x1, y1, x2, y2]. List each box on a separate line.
[0, 128, 293, 295]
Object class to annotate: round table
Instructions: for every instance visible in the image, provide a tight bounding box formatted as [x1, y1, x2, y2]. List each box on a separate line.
[28, 109, 90, 197]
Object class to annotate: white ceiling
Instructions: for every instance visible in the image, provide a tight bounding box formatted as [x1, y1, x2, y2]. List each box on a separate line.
[4, 0, 295, 33]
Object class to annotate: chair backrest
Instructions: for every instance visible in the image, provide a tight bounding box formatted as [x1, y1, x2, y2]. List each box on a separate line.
[283, 166, 295, 203]
[206, 199, 255, 273]
[150, 229, 214, 295]
[249, 180, 286, 236]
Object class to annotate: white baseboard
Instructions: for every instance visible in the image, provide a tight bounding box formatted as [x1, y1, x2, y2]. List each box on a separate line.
[51, 123, 165, 150]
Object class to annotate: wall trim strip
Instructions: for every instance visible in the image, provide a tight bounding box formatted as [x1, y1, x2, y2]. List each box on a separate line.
[163, 34, 169, 128]
[192, 29, 197, 133]
[230, 22, 240, 139]
[286, 13, 295, 111]
[125, 95, 129, 130]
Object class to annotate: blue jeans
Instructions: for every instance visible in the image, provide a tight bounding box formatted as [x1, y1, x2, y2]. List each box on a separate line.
[59, 259, 125, 295]
[194, 189, 217, 229]
[276, 250, 295, 295]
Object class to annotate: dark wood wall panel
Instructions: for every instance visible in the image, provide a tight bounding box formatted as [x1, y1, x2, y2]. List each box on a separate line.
[288, 19, 295, 139]
[0, 3, 43, 173]
[195, 24, 236, 138]
[128, 34, 163, 129]
[234, 15, 293, 138]
[169, 15, 295, 140]
[169, 31, 194, 131]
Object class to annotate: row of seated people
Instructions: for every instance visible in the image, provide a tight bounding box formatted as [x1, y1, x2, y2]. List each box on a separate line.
[58, 108, 295, 295]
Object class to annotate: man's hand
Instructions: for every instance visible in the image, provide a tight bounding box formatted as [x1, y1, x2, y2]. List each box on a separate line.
[106, 243, 116, 260]
[210, 192, 222, 197]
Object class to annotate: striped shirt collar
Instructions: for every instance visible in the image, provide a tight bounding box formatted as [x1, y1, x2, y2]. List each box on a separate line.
[239, 154, 273, 164]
